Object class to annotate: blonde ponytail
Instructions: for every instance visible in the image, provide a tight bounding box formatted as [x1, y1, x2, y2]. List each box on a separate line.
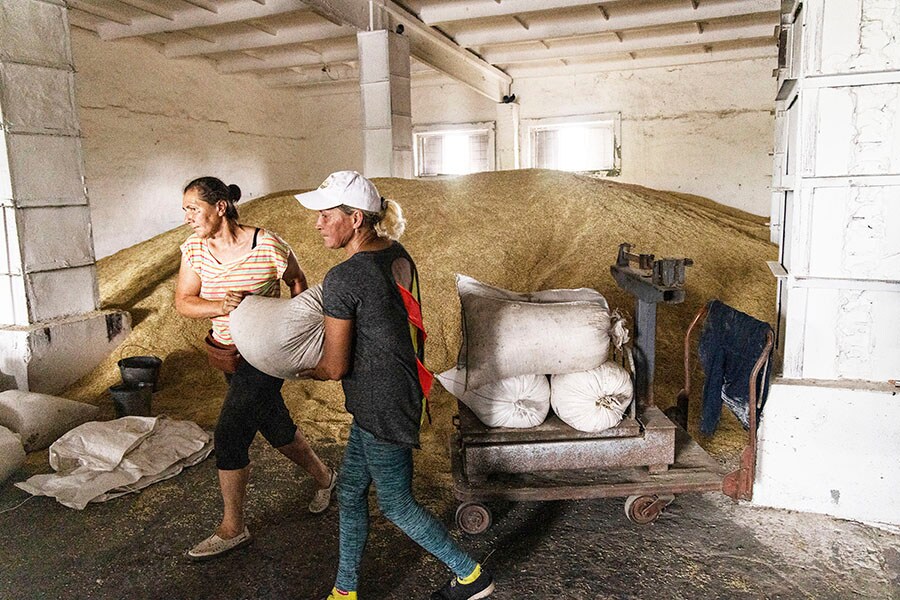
[374, 198, 406, 241]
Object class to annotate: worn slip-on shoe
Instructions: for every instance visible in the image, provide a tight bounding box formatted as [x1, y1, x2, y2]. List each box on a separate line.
[187, 526, 252, 561]
[309, 468, 338, 514]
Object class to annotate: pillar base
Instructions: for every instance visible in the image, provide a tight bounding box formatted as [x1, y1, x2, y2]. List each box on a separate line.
[754, 378, 900, 528]
[0, 310, 131, 394]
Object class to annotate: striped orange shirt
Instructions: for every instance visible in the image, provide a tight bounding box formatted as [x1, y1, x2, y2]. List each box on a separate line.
[180, 229, 291, 345]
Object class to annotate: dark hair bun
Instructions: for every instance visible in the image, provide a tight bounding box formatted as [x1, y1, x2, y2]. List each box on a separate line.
[227, 184, 242, 203]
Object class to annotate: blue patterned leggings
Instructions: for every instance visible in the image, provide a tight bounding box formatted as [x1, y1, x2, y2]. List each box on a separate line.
[335, 422, 477, 591]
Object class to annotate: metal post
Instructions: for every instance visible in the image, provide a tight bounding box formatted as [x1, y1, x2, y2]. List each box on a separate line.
[633, 299, 657, 407]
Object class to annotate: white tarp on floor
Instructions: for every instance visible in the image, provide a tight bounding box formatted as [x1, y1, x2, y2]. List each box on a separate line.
[16, 416, 213, 509]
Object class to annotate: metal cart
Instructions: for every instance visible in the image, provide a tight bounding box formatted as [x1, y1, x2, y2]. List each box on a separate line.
[449, 244, 773, 533]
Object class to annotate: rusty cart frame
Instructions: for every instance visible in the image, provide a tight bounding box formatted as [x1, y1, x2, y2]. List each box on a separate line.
[449, 245, 774, 533]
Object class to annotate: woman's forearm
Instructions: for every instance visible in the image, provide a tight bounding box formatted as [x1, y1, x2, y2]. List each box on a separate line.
[287, 272, 308, 298]
[175, 294, 225, 319]
[297, 316, 353, 381]
[176, 290, 246, 319]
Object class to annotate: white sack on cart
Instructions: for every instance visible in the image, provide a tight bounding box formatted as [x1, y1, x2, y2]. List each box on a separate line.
[0, 390, 99, 452]
[456, 275, 611, 368]
[230, 284, 325, 379]
[457, 275, 628, 390]
[15, 416, 212, 510]
[551, 362, 634, 433]
[437, 367, 550, 428]
[0, 425, 26, 484]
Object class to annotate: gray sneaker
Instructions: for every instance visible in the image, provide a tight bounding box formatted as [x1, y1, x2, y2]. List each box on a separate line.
[309, 468, 338, 514]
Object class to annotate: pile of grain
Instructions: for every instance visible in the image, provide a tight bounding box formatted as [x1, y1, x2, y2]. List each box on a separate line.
[64, 169, 777, 468]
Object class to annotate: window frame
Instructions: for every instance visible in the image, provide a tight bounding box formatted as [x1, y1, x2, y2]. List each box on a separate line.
[521, 112, 622, 176]
[412, 121, 496, 178]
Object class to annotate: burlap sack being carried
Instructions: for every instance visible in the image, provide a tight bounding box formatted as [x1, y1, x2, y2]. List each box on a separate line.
[229, 284, 325, 380]
[457, 275, 625, 390]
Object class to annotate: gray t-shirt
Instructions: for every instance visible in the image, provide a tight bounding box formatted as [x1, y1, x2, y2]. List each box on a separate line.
[322, 242, 423, 447]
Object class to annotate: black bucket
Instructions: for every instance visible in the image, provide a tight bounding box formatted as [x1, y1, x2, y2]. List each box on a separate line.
[109, 383, 153, 418]
[118, 355, 162, 392]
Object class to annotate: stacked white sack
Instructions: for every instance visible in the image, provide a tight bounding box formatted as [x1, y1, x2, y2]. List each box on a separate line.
[437, 367, 550, 428]
[0, 390, 99, 452]
[0, 426, 26, 484]
[456, 275, 625, 390]
[230, 284, 325, 379]
[550, 362, 634, 433]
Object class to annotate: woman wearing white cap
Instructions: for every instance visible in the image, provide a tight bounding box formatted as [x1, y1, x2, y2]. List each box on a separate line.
[296, 171, 494, 600]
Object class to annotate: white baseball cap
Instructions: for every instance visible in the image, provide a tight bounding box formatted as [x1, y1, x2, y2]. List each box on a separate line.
[294, 170, 383, 213]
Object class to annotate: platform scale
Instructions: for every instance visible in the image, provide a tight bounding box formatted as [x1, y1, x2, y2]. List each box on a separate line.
[450, 244, 727, 533]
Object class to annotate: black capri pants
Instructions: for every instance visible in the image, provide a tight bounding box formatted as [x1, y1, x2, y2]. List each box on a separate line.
[214, 359, 297, 470]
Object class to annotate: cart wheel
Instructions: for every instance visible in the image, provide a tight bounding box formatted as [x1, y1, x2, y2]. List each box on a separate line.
[624, 494, 665, 525]
[455, 502, 492, 534]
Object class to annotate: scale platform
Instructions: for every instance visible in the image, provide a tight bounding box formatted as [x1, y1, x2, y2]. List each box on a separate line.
[452, 402, 724, 505]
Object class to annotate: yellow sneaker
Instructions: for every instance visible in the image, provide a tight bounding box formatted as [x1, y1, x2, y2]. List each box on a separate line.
[325, 587, 357, 600]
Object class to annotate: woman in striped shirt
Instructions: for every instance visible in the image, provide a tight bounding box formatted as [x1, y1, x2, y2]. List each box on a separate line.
[175, 176, 337, 561]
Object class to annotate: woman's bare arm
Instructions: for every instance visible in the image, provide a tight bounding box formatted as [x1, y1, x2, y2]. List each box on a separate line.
[282, 251, 308, 298]
[297, 316, 354, 380]
[174, 254, 244, 318]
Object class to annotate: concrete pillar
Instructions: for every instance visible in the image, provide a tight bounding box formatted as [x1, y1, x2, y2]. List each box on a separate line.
[495, 101, 520, 171]
[357, 30, 412, 179]
[0, 0, 130, 393]
[755, 0, 900, 527]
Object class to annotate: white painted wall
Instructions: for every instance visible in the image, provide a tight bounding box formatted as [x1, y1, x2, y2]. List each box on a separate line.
[754, 380, 900, 529]
[71, 28, 363, 258]
[757, 0, 900, 528]
[413, 58, 777, 217]
[73, 24, 776, 258]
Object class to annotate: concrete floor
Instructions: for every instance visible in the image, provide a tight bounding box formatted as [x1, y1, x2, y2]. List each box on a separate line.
[2, 439, 898, 600]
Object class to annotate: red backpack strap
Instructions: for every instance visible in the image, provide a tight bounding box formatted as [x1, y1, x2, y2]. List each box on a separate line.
[397, 280, 433, 424]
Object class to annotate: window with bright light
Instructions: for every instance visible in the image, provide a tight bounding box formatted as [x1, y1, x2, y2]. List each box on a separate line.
[414, 123, 494, 177]
[525, 114, 621, 175]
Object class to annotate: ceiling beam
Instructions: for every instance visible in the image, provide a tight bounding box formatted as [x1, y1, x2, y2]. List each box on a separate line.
[294, 0, 371, 30]
[66, 10, 106, 32]
[246, 20, 279, 35]
[302, 0, 512, 100]
[68, 1, 133, 26]
[215, 37, 359, 73]
[378, 0, 511, 102]
[419, 0, 632, 25]
[163, 21, 353, 57]
[483, 21, 774, 64]
[265, 79, 362, 96]
[115, 0, 176, 21]
[179, 0, 218, 13]
[455, 0, 777, 48]
[96, 0, 308, 40]
[258, 62, 359, 87]
[505, 40, 775, 78]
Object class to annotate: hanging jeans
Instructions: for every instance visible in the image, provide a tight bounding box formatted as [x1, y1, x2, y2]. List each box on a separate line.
[335, 421, 477, 591]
